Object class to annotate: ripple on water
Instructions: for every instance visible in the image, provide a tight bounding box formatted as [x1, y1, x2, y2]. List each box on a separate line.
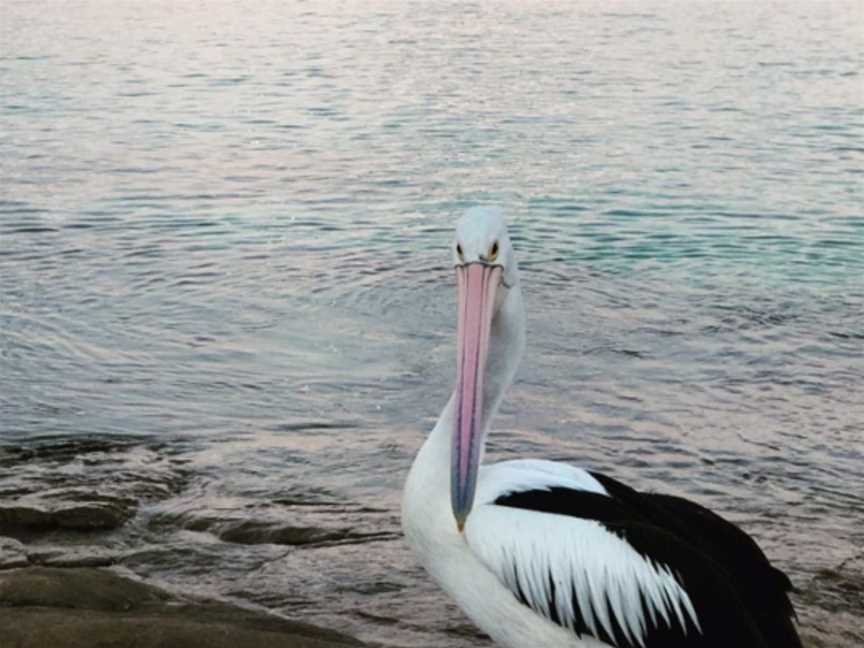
[1, 0, 863, 646]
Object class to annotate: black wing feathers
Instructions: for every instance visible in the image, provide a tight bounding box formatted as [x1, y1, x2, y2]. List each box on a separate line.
[591, 473, 802, 648]
[494, 473, 802, 648]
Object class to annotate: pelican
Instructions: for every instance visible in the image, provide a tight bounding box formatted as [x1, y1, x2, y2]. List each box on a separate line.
[402, 207, 802, 648]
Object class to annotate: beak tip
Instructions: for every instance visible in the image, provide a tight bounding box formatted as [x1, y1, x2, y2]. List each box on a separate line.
[454, 513, 466, 533]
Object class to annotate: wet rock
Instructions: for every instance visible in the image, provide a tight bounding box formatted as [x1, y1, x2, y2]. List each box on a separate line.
[0, 438, 129, 465]
[0, 566, 367, 648]
[147, 511, 226, 533]
[219, 521, 348, 545]
[53, 501, 135, 530]
[0, 499, 135, 532]
[0, 437, 195, 544]
[796, 553, 864, 648]
[26, 546, 117, 568]
[0, 437, 191, 521]
[0, 566, 168, 611]
[0, 537, 29, 569]
[217, 520, 395, 547]
[150, 509, 397, 547]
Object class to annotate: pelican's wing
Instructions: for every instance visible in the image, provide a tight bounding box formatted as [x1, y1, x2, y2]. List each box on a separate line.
[464, 461, 798, 648]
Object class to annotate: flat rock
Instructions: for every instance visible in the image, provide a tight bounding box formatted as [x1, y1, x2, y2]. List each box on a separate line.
[26, 546, 117, 568]
[217, 520, 392, 546]
[0, 499, 135, 532]
[149, 510, 396, 547]
[0, 566, 366, 648]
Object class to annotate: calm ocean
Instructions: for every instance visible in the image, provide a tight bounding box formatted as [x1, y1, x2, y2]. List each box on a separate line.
[1, 1, 862, 645]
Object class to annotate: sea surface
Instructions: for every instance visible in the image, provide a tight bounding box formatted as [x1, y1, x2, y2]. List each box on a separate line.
[1, 1, 862, 646]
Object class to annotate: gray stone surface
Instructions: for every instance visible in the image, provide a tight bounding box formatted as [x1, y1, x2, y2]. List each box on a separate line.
[0, 537, 29, 569]
[0, 499, 135, 532]
[0, 566, 367, 648]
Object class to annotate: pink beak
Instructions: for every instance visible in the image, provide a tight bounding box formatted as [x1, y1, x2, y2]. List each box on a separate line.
[452, 262, 502, 531]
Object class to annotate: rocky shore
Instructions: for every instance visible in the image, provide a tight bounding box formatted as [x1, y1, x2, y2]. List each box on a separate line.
[0, 566, 366, 648]
[1, 553, 860, 648]
[1, 437, 861, 648]
[0, 438, 377, 648]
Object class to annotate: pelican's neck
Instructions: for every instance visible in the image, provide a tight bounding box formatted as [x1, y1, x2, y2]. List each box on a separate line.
[427, 283, 526, 466]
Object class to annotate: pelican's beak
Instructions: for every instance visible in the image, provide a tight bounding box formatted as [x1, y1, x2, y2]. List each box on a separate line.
[452, 262, 502, 532]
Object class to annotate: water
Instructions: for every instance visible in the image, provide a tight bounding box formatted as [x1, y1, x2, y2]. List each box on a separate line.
[1, 1, 862, 645]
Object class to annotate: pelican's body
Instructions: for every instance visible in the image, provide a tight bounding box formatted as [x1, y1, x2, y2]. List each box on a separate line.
[404, 406, 615, 648]
[402, 207, 802, 648]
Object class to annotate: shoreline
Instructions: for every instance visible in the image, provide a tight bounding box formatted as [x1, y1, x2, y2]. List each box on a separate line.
[1, 551, 861, 648]
[0, 564, 368, 648]
[1, 438, 861, 647]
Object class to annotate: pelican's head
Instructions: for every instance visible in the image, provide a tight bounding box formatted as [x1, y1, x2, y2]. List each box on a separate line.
[453, 206, 518, 291]
[450, 207, 516, 532]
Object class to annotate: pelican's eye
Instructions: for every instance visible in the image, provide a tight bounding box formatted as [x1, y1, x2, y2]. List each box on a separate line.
[488, 241, 499, 262]
[456, 243, 464, 260]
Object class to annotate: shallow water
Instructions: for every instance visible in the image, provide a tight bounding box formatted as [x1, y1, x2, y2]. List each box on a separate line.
[1, 1, 862, 646]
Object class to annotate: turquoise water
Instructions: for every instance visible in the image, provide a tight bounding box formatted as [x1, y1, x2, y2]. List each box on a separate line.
[1, 2, 862, 646]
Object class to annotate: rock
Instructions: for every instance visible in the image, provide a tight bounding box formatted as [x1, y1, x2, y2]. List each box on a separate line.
[0, 437, 191, 536]
[218, 521, 351, 545]
[0, 566, 169, 611]
[149, 510, 396, 547]
[0, 566, 367, 648]
[26, 546, 117, 568]
[795, 553, 864, 648]
[217, 520, 396, 547]
[0, 537, 29, 569]
[0, 499, 135, 532]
